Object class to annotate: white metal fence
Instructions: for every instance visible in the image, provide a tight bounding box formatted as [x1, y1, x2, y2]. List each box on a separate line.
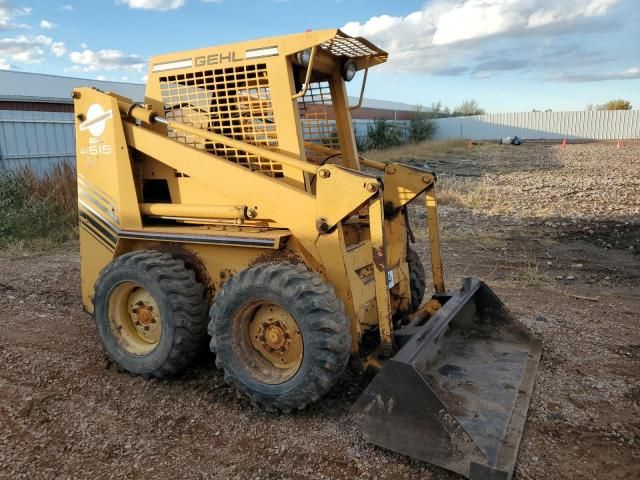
[432, 110, 640, 141]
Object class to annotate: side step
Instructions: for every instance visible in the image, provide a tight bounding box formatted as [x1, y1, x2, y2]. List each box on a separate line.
[352, 278, 541, 480]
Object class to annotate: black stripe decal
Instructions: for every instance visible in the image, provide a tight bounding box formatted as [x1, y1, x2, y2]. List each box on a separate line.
[78, 195, 118, 225]
[80, 217, 117, 249]
[118, 230, 275, 247]
[78, 204, 120, 237]
[79, 211, 118, 246]
[80, 224, 115, 251]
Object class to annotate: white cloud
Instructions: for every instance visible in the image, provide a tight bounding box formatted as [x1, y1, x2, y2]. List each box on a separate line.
[69, 48, 147, 72]
[0, 1, 32, 30]
[345, 0, 619, 46]
[342, 0, 621, 75]
[118, 0, 185, 11]
[51, 41, 66, 57]
[39, 20, 55, 29]
[551, 66, 640, 82]
[61, 4, 74, 11]
[0, 34, 57, 64]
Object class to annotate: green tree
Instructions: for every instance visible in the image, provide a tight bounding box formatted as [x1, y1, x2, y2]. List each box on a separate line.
[428, 100, 452, 118]
[366, 119, 403, 150]
[408, 106, 437, 143]
[430, 100, 443, 118]
[602, 99, 632, 110]
[453, 99, 485, 116]
[586, 99, 632, 111]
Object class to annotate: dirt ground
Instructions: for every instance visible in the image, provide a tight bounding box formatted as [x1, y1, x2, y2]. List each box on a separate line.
[1, 142, 638, 479]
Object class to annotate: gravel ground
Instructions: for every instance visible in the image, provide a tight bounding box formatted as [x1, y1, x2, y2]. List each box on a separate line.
[1, 142, 638, 479]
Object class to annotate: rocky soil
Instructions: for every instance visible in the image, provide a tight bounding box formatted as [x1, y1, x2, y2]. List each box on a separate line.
[1, 142, 638, 479]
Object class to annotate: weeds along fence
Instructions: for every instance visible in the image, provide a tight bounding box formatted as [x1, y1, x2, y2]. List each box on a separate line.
[0, 162, 78, 249]
[353, 119, 410, 144]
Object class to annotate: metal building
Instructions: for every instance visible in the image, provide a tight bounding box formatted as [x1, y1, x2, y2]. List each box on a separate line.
[0, 70, 144, 173]
[0, 70, 421, 173]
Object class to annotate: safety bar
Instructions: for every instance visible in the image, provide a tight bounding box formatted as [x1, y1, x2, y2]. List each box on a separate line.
[349, 68, 369, 111]
[292, 46, 318, 100]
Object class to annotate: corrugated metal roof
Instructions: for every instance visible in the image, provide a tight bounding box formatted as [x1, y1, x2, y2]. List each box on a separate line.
[0, 70, 419, 112]
[0, 70, 145, 103]
[348, 96, 422, 112]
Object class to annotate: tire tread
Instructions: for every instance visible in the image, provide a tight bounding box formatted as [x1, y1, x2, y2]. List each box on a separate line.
[209, 262, 351, 412]
[93, 250, 208, 379]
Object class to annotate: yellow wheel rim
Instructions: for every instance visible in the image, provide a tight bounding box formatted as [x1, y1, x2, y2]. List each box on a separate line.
[107, 282, 162, 355]
[232, 301, 303, 384]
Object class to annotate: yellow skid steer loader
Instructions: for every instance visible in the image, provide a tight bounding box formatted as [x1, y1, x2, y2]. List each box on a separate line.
[73, 30, 541, 479]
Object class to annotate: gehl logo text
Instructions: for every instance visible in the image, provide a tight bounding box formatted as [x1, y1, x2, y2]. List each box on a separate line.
[194, 51, 243, 67]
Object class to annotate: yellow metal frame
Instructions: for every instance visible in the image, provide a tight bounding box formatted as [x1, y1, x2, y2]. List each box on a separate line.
[73, 30, 445, 363]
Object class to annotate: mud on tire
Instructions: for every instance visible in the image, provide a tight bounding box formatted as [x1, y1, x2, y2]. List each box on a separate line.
[93, 250, 208, 379]
[209, 262, 351, 412]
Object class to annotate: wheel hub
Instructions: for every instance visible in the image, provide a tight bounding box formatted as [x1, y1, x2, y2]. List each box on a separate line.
[247, 303, 303, 375]
[259, 320, 291, 352]
[108, 282, 162, 355]
[133, 304, 154, 326]
[128, 290, 161, 343]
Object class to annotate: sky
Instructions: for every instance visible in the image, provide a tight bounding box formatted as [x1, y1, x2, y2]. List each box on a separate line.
[0, 0, 638, 113]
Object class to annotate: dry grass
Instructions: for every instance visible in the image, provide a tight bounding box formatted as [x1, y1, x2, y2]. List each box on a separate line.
[0, 162, 77, 251]
[18, 162, 77, 217]
[511, 245, 553, 287]
[436, 176, 506, 211]
[439, 227, 507, 250]
[363, 139, 475, 163]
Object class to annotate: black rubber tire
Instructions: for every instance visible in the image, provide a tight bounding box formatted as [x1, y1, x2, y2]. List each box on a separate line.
[93, 250, 208, 379]
[209, 262, 351, 412]
[407, 247, 426, 311]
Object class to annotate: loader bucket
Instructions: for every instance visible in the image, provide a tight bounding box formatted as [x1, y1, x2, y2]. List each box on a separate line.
[352, 278, 541, 480]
